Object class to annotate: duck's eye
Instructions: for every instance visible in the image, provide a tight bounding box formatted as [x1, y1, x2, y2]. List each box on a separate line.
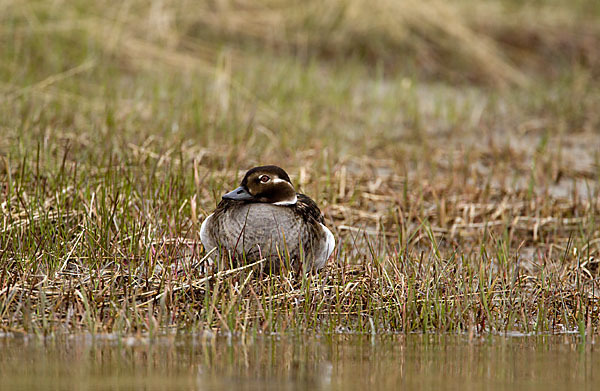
[259, 175, 270, 183]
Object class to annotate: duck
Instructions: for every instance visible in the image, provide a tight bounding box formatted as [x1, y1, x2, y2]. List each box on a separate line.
[200, 165, 335, 272]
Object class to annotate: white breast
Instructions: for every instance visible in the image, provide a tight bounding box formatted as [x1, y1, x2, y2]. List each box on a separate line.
[313, 222, 335, 270]
[200, 213, 213, 250]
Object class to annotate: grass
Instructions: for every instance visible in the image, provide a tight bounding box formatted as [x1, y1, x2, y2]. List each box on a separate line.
[1, 0, 599, 336]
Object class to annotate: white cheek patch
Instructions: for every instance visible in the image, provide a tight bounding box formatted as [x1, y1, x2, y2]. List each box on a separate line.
[270, 177, 297, 205]
[273, 194, 297, 205]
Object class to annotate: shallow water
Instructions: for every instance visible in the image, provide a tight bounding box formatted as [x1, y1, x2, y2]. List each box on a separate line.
[1, 333, 598, 390]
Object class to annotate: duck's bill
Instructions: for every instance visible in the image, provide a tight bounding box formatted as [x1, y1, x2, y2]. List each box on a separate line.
[222, 186, 254, 200]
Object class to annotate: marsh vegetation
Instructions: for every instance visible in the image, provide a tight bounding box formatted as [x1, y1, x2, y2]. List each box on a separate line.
[1, 0, 599, 336]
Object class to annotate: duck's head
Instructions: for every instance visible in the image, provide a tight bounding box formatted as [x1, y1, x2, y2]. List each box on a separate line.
[222, 165, 297, 205]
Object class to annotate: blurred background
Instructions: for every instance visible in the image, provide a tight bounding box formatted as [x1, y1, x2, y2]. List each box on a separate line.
[3, 0, 599, 156]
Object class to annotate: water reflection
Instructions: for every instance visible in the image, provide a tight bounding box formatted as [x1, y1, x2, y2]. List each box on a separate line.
[0, 334, 597, 390]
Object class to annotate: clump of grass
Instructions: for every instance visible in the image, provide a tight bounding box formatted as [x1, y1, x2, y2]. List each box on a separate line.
[1, 0, 599, 336]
